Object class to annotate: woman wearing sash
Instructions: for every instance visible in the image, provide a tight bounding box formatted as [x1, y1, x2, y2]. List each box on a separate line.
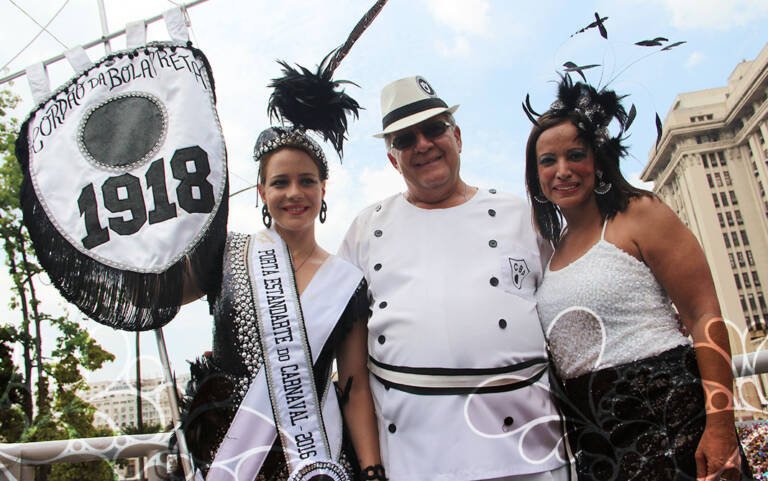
[524, 77, 745, 480]
[176, 58, 385, 481]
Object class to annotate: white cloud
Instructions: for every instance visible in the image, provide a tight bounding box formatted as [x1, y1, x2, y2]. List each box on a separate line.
[359, 164, 405, 205]
[424, 0, 491, 36]
[626, 171, 655, 191]
[686, 51, 705, 68]
[435, 36, 472, 58]
[657, 0, 768, 30]
[424, 0, 491, 59]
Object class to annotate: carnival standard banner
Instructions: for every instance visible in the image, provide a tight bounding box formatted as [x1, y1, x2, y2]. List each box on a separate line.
[16, 42, 228, 330]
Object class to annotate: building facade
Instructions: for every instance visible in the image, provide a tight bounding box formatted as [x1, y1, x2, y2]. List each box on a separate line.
[642, 43, 768, 419]
[83, 375, 188, 431]
[82, 375, 188, 481]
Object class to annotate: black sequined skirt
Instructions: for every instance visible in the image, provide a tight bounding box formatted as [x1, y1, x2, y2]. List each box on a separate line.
[558, 345, 706, 481]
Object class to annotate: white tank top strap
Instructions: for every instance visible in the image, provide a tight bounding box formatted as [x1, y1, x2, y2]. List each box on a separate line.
[600, 219, 608, 241]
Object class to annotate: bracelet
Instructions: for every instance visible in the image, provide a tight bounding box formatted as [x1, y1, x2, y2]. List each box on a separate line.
[359, 464, 387, 481]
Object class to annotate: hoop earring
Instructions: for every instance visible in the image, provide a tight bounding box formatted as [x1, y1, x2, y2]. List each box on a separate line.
[534, 194, 550, 204]
[319, 200, 327, 224]
[262, 204, 272, 228]
[594, 169, 612, 195]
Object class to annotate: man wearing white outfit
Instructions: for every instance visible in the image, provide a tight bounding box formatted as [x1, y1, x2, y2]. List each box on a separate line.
[338, 76, 571, 480]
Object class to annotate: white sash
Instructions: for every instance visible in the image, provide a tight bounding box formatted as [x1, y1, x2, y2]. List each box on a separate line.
[206, 229, 361, 481]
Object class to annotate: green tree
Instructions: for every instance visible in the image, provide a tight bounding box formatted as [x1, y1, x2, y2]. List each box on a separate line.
[0, 324, 26, 442]
[1, 88, 117, 481]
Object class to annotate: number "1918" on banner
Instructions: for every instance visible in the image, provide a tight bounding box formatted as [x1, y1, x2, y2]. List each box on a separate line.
[77, 146, 215, 249]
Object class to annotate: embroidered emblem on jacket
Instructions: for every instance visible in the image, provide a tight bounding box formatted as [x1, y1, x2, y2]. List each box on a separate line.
[508, 258, 530, 289]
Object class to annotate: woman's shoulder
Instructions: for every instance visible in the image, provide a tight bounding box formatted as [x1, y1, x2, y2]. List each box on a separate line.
[615, 194, 685, 246]
[618, 194, 675, 225]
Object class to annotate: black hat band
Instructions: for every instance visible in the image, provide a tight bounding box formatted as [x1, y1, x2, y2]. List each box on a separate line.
[382, 97, 449, 130]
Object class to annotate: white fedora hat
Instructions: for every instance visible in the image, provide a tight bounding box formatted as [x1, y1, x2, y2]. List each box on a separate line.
[374, 76, 459, 138]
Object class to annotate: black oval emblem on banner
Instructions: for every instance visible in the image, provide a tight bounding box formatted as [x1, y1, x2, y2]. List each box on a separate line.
[81, 93, 166, 168]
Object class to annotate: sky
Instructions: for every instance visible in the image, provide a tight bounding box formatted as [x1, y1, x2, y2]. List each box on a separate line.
[1, 0, 767, 385]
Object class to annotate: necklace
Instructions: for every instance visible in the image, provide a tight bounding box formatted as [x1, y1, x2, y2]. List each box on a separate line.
[292, 244, 318, 273]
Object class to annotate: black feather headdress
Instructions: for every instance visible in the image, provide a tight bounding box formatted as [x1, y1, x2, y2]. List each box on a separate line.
[523, 11, 686, 149]
[256, 0, 388, 166]
[266, 51, 360, 158]
[548, 74, 630, 156]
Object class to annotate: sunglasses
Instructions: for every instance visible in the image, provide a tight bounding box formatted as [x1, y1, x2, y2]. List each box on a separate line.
[389, 120, 453, 151]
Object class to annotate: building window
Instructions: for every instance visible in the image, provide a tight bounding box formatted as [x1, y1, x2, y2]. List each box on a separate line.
[747, 250, 755, 266]
[707, 114, 714, 120]
[759, 292, 767, 310]
[741, 230, 749, 245]
[754, 271, 761, 287]
[726, 212, 734, 226]
[735, 209, 743, 224]
[735, 274, 743, 289]
[729, 253, 736, 268]
[749, 293, 758, 310]
[715, 172, 723, 187]
[702, 154, 709, 167]
[707, 174, 714, 188]
[718, 213, 725, 227]
[738, 252, 745, 266]
[696, 135, 702, 144]
[713, 193, 720, 208]
[721, 192, 729, 206]
[743, 272, 752, 288]
[724, 171, 732, 185]
[732, 231, 740, 246]
[710, 152, 718, 166]
[729, 191, 738, 204]
[723, 233, 731, 248]
[741, 295, 748, 311]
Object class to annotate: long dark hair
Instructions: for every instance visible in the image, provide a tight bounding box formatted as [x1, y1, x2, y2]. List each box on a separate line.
[525, 112, 653, 244]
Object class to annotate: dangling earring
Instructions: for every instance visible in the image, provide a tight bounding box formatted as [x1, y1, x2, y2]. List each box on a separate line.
[262, 204, 272, 228]
[319, 200, 327, 224]
[594, 170, 612, 195]
[534, 194, 550, 204]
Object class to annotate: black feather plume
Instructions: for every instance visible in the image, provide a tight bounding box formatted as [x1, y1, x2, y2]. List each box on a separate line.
[595, 12, 608, 39]
[562, 62, 601, 83]
[524, 94, 540, 117]
[522, 101, 539, 126]
[570, 13, 609, 37]
[635, 36, 669, 47]
[267, 50, 361, 157]
[327, 0, 389, 73]
[626, 104, 637, 130]
[556, 74, 581, 109]
[661, 41, 686, 51]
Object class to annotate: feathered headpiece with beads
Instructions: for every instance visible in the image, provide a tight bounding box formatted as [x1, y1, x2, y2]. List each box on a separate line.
[253, 0, 388, 170]
[522, 11, 687, 156]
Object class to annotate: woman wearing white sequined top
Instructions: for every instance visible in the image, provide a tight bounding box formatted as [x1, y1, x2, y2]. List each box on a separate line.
[524, 77, 745, 481]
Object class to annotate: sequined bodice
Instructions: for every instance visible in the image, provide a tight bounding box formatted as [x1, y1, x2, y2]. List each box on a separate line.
[536, 231, 689, 379]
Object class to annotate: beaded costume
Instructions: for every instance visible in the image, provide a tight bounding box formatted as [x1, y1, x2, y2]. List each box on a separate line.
[179, 233, 369, 480]
[536, 222, 706, 481]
